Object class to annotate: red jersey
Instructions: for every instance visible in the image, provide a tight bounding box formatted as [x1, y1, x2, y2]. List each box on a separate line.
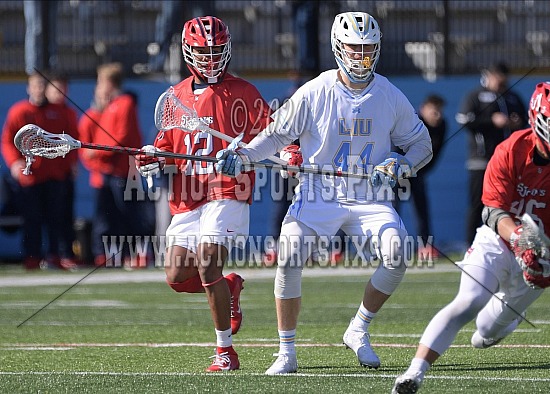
[78, 107, 105, 188]
[154, 73, 272, 214]
[42, 102, 79, 176]
[483, 129, 550, 233]
[1, 100, 77, 187]
[85, 93, 142, 178]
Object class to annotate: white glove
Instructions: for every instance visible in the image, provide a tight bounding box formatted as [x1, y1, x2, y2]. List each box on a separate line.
[135, 145, 165, 187]
[370, 152, 413, 188]
[215, 134, 250, 178]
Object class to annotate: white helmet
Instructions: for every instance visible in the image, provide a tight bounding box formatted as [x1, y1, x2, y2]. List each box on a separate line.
[331, 12, 382, 83]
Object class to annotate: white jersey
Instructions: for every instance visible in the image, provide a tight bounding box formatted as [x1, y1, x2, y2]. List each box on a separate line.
[244, 69, 432, 202]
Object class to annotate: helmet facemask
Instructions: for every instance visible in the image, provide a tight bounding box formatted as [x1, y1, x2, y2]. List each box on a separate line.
[333, 41, 380, 83]
[182, 43, 231, 83]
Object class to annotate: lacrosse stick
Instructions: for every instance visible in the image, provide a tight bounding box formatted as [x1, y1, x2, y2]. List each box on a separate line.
[13, 124, 372, 180]
[154, 88, 287, 165]
[14, 124, 218, 176]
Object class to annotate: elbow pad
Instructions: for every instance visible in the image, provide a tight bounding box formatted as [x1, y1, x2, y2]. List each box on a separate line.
[482, 206, 511, 233]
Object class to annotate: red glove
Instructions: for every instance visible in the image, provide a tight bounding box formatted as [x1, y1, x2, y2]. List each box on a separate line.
[279, 145, 303, 178]
[510, 226, 550, 289]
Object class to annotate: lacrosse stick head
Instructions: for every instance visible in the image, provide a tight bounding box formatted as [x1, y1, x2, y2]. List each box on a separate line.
[517, 213, 550, 259]
[154, 88, 201, 133]
[14, 124, 81, 175]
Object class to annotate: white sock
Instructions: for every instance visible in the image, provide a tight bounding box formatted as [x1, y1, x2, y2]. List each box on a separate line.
[407, 357, 431, 376]
[352, 303, 376, 331]
[215, 328, 233, 349]
[278, 329, 296, 355]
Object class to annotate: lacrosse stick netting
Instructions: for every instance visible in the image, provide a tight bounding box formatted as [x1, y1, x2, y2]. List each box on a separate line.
[155, 87, 202, 133]
[14, 124, 79, 175]
[517, 213, 550, 260]
[154, 88, 287, 165]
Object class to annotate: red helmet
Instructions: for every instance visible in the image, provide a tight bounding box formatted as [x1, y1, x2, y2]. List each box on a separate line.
[182, 16, 231, 84]
[529, 82, 550, 148]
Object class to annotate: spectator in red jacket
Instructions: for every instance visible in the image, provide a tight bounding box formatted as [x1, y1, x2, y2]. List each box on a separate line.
[78, 63, 150, 268]
[1, 72, 78, 270]
[44, 71, 80, 269]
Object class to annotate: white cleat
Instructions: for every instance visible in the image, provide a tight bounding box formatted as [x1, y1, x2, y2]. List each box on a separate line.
[265, 353, 298, 375]
[471, 311, 526, 349]
[470, 331, 504, 349]
[392, 371, 424, 394]
[343, 319, 380, 368]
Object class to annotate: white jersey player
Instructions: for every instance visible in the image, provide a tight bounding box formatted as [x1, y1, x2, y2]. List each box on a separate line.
[217, 11, 432, 374]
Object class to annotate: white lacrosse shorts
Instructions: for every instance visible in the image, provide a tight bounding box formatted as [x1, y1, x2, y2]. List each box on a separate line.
[289, 199, 404, 239]
[458, 225, 543, 315]
[165, 199, 249, 253]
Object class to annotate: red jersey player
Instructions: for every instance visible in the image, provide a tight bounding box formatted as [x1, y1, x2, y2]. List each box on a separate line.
[393, 82, 550, 393]
[135, 16, 272, 371]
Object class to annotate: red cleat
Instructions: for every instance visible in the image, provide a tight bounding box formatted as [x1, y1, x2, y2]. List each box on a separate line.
[225, 273, 244, 335]
[58, 258, 79, 271]
[206, 346, 240, 372]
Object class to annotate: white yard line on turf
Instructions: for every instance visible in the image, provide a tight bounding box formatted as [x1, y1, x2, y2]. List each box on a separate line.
[0, 265, 458, 287]
[3, 342, 550, 349]
[0, 371, 549, 382]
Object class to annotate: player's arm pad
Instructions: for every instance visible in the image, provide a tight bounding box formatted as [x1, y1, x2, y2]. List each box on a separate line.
[482, 206, 512, 234]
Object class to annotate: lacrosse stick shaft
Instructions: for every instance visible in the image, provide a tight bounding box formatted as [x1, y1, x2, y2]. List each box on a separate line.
[84, 141, 369, 178]
[78, 141, 204, 161]
[14, 123, 369, 179]
[84, 141, 372, 178]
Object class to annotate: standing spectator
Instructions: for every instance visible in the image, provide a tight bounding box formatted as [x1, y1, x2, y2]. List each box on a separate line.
[1, 72, 76, 270]
[392, 81, 550, 394]
[456, 62, 527, 245]
[78, 83, 110, 199]
[43, 71, 79, 269]
[24, 0, 59, 75]
[78, 63, 146, 268]
[135, 16, 273, 371]
[397, 94, 447, 257]
[217, 11, 432, 374]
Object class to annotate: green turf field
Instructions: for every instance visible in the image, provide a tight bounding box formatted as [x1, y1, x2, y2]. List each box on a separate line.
[1, 264, 549, 393]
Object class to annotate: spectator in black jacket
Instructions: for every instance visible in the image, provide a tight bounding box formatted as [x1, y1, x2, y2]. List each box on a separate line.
[456, 62, 528, 244]
[412, 95, 447, 257]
